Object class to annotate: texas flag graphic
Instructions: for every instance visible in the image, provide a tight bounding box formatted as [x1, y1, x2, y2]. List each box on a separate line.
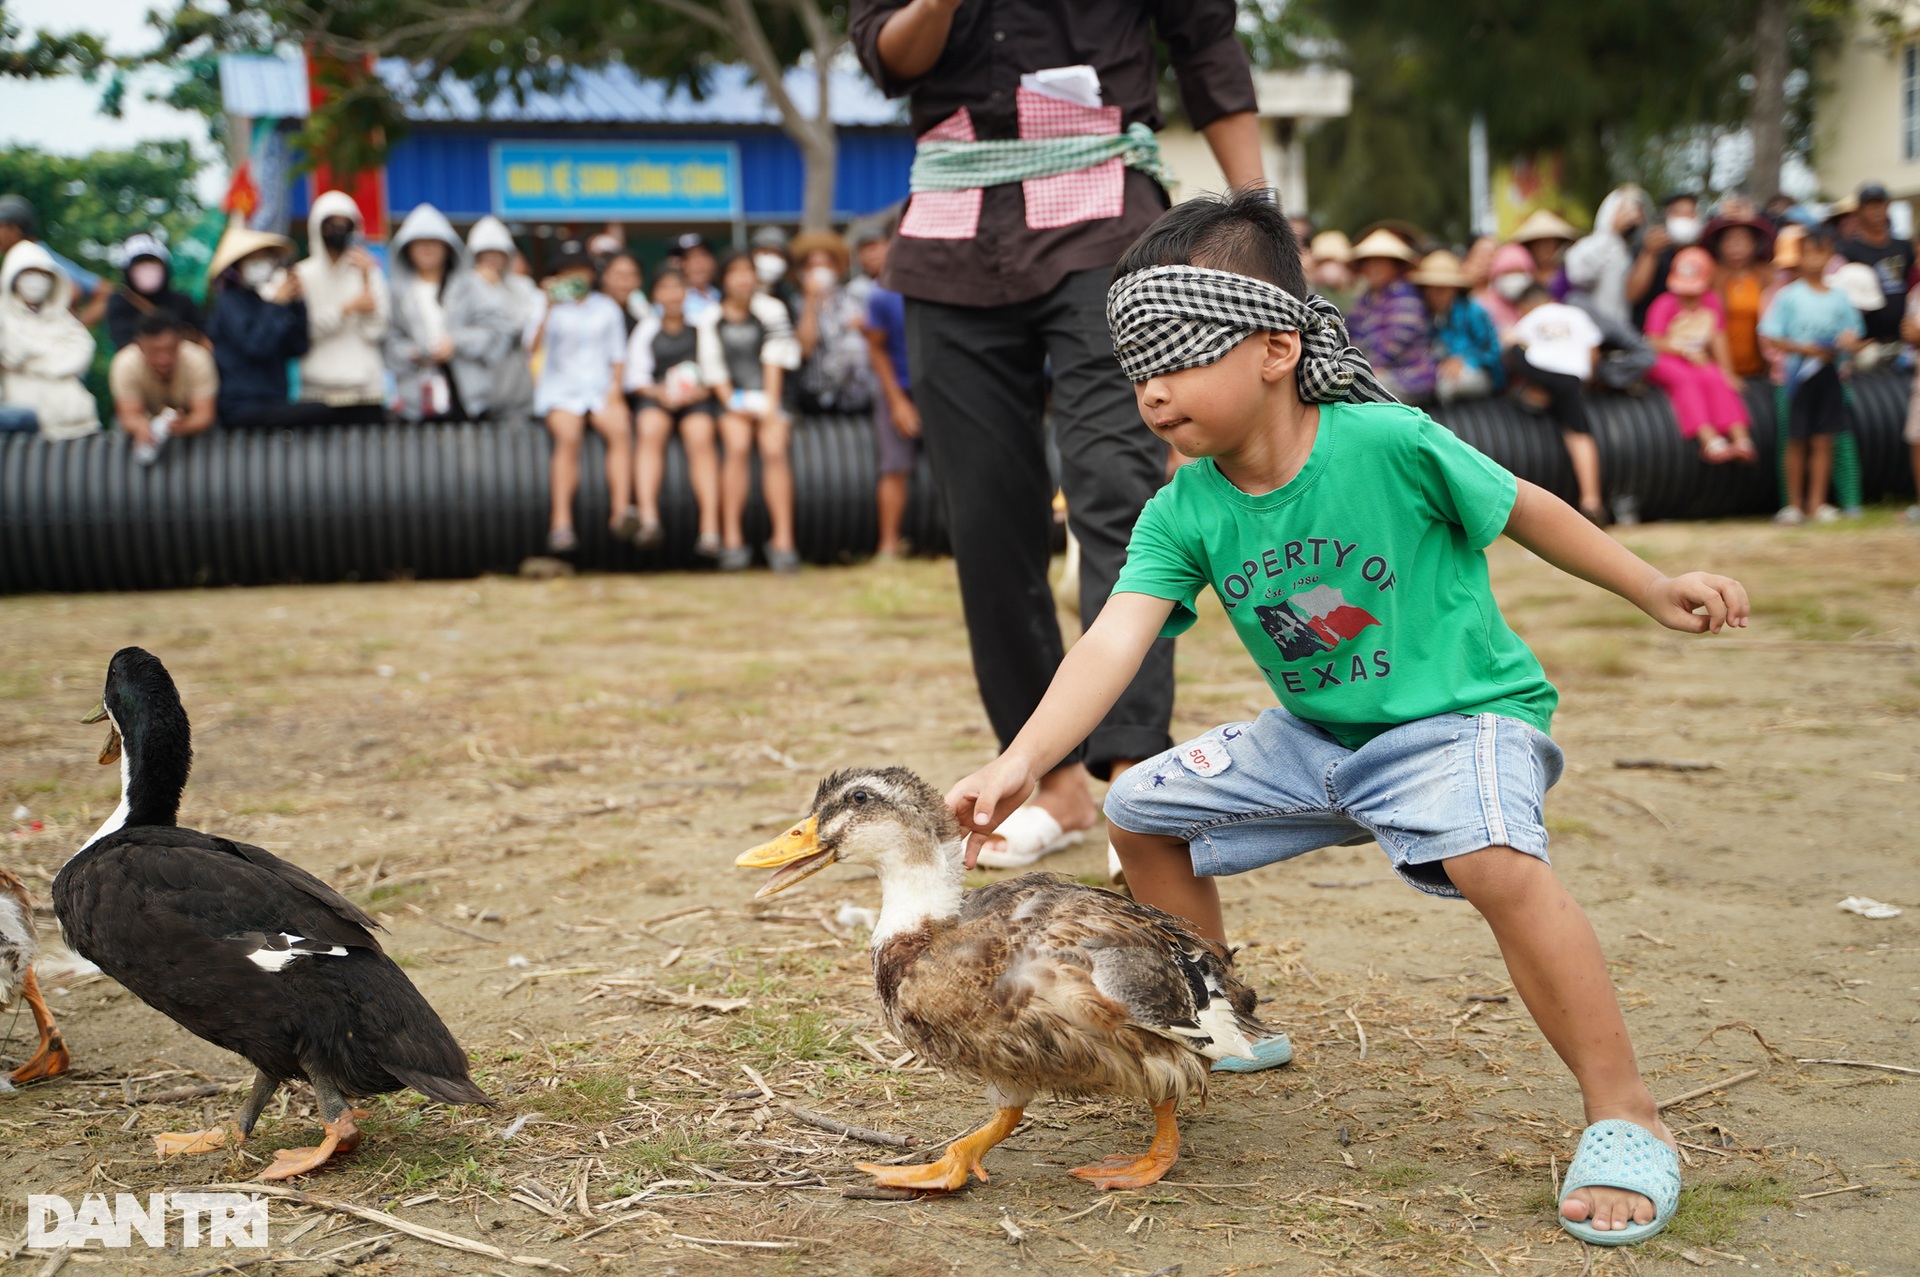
[1254, 584, 1382, 662]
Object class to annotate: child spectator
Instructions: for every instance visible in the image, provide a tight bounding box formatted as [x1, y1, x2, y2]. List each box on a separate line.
[203, 227, 317, 431]
[698, 251, 802, 572]
[1758, 227, 1864, 524]
[1476, 243, 1537, 337]
[0, 241, 100, 440]
[675, 234, 721, 323]
[1644, 247, 1756, 464]
[296, 192, 390, 423]
[599, 253, 646, 336]
[110, 313, 216, 464]
[106, 234, 205, 350]
[1411, 251, 1503, 403]
[1346, 229, 1434, 400]
[861, 226, 917, 560]
[792, 230, 876, 415]
[1704, 215, 1775, 380]
[386, 204, 522, 422]
[628, 269, 722, 557]
[465, 218, 538, 421]
[953, 190, 1748, 1248]
[1504, 284, 1608, 522]
[528, 248, 636, 554]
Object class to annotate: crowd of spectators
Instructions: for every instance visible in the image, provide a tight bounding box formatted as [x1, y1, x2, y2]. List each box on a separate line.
[7, 179, 1919, 551]
[0, 190, 922, 571]
[1300, 180, 1920, 524]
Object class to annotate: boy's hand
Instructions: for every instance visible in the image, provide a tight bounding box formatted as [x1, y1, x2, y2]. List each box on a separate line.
[1639, 572, 1750, 634]
[946, 755, 1039, 867]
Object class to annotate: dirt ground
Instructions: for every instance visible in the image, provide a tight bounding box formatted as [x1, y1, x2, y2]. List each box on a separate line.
[0, 514, 1915, 1277]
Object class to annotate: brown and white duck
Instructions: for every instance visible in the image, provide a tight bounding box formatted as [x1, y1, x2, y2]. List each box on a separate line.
[0, 866, 69, 1090]
[737, 766, 1270, 1192]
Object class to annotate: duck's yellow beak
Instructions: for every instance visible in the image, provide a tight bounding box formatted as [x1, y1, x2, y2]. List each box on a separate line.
[736, 816, 835, 898]
[81, 702, 120, 766]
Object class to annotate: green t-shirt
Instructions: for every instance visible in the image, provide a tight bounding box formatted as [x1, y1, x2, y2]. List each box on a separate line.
[1114, 401, 1556, 748]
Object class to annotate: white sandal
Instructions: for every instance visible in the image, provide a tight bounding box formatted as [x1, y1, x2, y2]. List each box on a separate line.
[974, 806, 1085, 869]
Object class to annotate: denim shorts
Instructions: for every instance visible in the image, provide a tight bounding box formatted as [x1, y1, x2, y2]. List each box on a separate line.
[1104, 710, 1564, 898]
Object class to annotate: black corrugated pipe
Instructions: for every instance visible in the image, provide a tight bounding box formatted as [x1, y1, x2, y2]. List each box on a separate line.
[3, 374, 1910, 594]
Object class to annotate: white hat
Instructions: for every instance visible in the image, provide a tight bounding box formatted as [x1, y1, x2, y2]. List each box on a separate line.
[466, 216, 516, 257]
[1830, 262, 1886, 312]
[208, 225, 293, 280]
[1348, 229, 1418, 264]
[1512, 208, 1581, 244]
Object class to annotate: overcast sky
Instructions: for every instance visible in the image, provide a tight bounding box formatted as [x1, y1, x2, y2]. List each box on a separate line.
[0, 0, 226, 199]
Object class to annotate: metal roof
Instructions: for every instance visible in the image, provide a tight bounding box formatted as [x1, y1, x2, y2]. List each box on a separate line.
[217, 53, 311, 119]
[380, 61, 905, 128]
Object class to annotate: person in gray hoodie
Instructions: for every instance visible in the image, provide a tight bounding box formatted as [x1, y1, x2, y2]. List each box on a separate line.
[385, 204, 521, 421]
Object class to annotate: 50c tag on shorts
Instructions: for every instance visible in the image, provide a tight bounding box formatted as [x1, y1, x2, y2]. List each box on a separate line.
[1179, 736, 1233, 778]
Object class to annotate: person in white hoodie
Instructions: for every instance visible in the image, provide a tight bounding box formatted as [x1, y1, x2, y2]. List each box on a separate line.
[0, 241, 100, 440]
[1564, 186, 1651, 331]
[466, 216, 537, 420]
[385, 204, 522, 421]
[295, 190, 390, 421]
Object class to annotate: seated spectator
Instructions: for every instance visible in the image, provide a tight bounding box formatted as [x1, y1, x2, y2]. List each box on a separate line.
[296, 191, 390, 423]
[1563, 244, 1660, 394]
[1628, 190, 1702, 329]
[1759, 227, 1864, 525]
[1308, 230, 1355, 309]
[1835, 182, 1913, 370]
[628, 269, 721, 556]
[0, 241, 100, 440]
[751, 225, 799, 313]
[1461, 234, 1497, 290]
[109, 313, 216, 464]
[528, 247, 636, 554]
[0, 195, 109, 326]
[1475, 242, 1536, 336]
[466, 217, 538, 420]
[1411, 251, 1503, 403]
[861, 223, 917, 560]
[1705, 214, 1775, 380]
[204, 226, 324, 430]
[1564, 186, 1649, 328]
[1644, 246, 1756, 464]
[599, 252, 645, 336]
[386, 203, 522, 422]
[106, 233, 205, 350]
[791, 229, 875, 415]
[1345, 229, 1434, 400]
[1502, 284, 1607, 523]
[698, 250, 802, 572]
[1513, 209, 1580, 300]
[675, 233, 721, 323]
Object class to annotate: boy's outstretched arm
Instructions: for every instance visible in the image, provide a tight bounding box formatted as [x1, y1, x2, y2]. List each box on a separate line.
[946, 592, 1175, 864]
[1504, 479, 1750, 633]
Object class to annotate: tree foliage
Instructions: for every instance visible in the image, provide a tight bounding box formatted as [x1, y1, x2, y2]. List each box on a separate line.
[1283, 0, 1856, 240]
[0, 0, 106, 79]
[0, 142, 205, 276]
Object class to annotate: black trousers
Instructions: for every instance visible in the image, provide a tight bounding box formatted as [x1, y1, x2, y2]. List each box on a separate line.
[1502, 348, 1593, 434]
[907, 267, 1174, 776]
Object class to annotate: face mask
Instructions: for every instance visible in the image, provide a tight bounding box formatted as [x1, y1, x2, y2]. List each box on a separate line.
[1666, 215, 1702, 246]
[320, 225, 354, 254]
[129, 261, 166, 293]
[1491, 272, 1531, 302]
[808, 265, 837, 291]
[754, 253, 787, 285]
[13, 272, 53, 305]
[547, 276, 589, 304]
[241, 258, 279, 290]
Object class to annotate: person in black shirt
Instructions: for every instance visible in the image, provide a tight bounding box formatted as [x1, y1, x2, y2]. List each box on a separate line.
[850, 0, 1263, 868]
[1836, 182, 1915, 349]
[106, 234, 206, 351]
[628, 269, 722, 557]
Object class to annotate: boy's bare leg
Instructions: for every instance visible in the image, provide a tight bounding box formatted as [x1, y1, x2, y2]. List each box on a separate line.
[1784, 438, 1807, 513]
[1108, 825, 1225, 944]
[1442, 846, 1673, 1234]
[1807, 434, 1834, 514]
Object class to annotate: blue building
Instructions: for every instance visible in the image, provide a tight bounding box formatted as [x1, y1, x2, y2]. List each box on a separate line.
[218, 55, 912, 248]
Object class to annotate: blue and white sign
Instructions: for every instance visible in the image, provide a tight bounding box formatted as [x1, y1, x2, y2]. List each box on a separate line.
[489, 141, 742, 220]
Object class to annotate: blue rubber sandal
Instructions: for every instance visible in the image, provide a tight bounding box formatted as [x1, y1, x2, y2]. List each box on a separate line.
[1211, 1032, 1293, 1073]
[1557, 1119, 1681, 1246]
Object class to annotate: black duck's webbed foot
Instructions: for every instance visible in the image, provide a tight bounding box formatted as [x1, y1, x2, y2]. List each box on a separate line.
[260, 1076, 366, 1180]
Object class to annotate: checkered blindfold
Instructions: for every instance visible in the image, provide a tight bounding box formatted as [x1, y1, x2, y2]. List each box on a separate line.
[1107, 265, 1395, 404]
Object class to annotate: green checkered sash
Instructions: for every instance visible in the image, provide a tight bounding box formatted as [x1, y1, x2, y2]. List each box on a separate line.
[908, 122, 1173, 193]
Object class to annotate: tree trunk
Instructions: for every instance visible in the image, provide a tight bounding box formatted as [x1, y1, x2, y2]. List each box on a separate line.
[798, 116, 839, 231]
[1748, 0, 1790, 201]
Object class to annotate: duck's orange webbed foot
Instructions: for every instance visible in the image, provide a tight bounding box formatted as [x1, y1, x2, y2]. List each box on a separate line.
[1068, 1098, 1180, 1191]
[259, 1108, 367, 1181]
[7, 969, 69, 1085]
[854, 1105, 1023, 1194]
[154, 1126, 241, 1157]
